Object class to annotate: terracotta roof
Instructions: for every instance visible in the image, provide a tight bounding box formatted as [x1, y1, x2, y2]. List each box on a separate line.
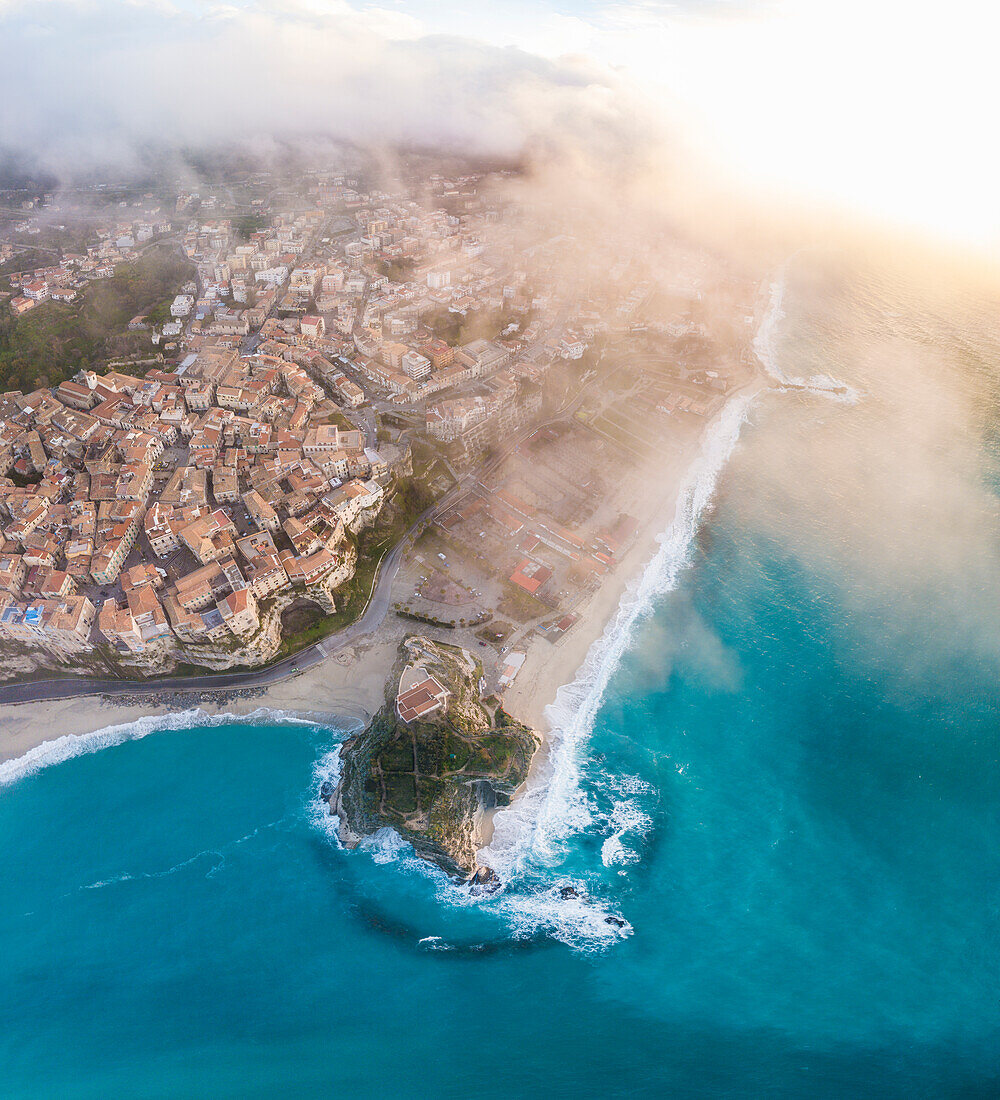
[397, 675, 448, 723]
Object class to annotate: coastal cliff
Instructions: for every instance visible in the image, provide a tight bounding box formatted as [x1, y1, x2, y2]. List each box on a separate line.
[330, 636, 539, 881]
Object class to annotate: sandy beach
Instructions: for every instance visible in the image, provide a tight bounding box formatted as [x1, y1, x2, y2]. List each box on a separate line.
[0, 634, 395, 767]
[499, 433, 698, 736]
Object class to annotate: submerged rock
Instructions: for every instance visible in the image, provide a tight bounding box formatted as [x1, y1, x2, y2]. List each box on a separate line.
[333, 636, 539, 882]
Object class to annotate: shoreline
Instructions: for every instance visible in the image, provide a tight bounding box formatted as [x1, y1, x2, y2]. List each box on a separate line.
[0, 412, 712, 775]
[0, 635, 396, 771]
[478, 377, 764, 857]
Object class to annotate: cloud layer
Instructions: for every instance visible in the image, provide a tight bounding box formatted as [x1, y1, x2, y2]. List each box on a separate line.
[0, 0, 645, 177]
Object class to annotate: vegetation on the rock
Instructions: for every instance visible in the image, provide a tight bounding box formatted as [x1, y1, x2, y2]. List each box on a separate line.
[334, 636, 539, 879]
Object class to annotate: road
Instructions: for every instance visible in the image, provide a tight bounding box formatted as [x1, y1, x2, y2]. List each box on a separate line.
[0, 390, 580, 708]
[0, 490, 438, 706]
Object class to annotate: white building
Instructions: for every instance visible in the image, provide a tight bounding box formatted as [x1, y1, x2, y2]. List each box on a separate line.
[402, 350, 431, 382]
[255, 266, 289, 288]
[170, 294, 194, 318]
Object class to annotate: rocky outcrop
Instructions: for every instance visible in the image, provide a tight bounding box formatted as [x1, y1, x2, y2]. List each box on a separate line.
[331, 636, 539, 881]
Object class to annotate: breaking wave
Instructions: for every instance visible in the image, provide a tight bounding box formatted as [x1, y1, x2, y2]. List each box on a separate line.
[755, 274, 861, 405]
[402, 379, 762, 950]
[478, 382, 760, 891]
[308, 743, 348, 846]
[0, 706, 340, 789]
[463, 271, 853, 948]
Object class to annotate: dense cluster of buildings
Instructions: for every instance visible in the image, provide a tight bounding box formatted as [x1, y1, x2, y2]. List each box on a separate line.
[0, 162, 734, 672]
[156, 178, 586, 460]
[0, 339, 396, 660]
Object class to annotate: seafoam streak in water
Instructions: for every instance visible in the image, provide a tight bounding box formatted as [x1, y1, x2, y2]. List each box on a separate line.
[478, 383, 764, 891]
[754, 274, 862, 404]
[0, 707, 331, 789]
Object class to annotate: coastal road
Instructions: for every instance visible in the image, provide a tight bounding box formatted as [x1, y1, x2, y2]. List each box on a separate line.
[0, 374, 594, 707]
[0, 491, 441, 706]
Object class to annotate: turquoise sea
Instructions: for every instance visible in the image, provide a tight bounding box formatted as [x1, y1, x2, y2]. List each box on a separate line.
[2, 257, 999, 1097]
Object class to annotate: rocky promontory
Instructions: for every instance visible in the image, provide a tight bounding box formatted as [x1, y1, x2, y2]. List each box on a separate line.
[330, 636, 539, 881]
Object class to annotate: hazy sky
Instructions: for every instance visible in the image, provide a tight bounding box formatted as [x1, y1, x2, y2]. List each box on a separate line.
[1, 0, 998, 249]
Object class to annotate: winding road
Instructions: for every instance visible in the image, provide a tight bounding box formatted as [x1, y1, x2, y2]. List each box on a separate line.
[0, 499, 429, 706]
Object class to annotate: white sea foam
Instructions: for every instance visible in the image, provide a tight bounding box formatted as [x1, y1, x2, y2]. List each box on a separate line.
[466, 269, 861, 949]
[479, 383, 760, 890]
[602, 796, 655, 871]
[600, 835, 635, 868]
[417, 936, 453, 951]
[76, 822, 286, 896]
[415, 379, 763, 950]
[599, 788, 653, 868]
[308, 743, 348, 845]
[495, 883, 633, 949]
[0, 705, 343, 789]
[754, 275, 862, 405]
[360, 827, 414, 865]
[609, 773, 655, 797]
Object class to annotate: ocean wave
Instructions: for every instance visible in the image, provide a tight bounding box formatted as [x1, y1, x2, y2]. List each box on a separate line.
[601, 834, 639, 868]
[333, 817, 634, 951]
[754, 274, 862, 405]
[81, 848, 225, 891]
[77, 820, 287, 895]
[600, 797, 652, 868]
[307, 744, 347, 846]
[0, 706, 346, 789]
[466, 267, 858, 948]
[608, 773, 655, 797]
[360, 827, 415, 865]
[479, 384, 760, 889]
[416, 382, 760, 950]
[417, 935, 454, 951]
[494, 883, 633, 949]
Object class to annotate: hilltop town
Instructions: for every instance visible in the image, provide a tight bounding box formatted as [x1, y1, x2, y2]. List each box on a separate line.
[0, 161, 760, 688]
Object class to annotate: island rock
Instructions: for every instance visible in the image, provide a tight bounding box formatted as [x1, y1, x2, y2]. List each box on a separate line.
[331, 635, 540, 880]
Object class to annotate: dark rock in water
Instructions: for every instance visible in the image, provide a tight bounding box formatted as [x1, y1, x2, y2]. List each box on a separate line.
[319, 780, 334, 800]
[559, 885, 582, 900]
[604, 915, 627, 929]
[469, 866, 502, 896]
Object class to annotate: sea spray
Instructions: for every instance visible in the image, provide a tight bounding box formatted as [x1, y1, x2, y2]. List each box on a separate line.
[478, 385, 762, 884]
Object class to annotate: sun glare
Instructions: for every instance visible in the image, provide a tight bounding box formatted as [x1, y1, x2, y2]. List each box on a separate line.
[615, 0, 1000, 248]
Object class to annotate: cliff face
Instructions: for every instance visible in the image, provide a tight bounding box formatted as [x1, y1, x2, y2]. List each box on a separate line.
[331, 636, 539, 881]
